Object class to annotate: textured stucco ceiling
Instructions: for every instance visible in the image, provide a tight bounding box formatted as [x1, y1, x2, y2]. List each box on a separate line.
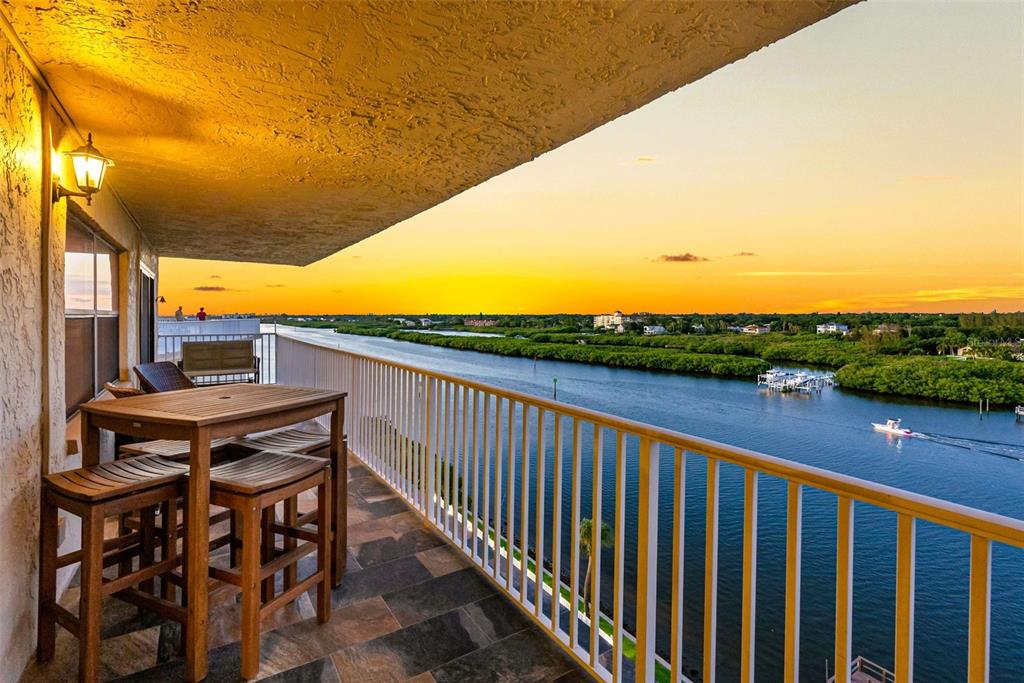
[6, 0, 853, 265]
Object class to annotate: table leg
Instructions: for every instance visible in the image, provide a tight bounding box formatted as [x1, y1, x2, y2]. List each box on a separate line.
[330, 399, 347, 586]
[81, 411, 101, 467]
[185, 427, 211, 682]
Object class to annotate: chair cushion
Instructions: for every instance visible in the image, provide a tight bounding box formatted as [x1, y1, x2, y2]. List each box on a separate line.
[44, 456, 189, 502]
[208, 451, 328, 495]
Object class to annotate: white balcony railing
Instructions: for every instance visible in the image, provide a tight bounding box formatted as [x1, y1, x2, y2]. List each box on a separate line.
[276, 333, 1024, 683]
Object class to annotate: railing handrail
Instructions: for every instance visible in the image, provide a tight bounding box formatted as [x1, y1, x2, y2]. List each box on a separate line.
[277, 331, 1024, 547]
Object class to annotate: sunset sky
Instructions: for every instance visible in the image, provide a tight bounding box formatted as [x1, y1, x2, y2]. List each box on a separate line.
[159, 1, 1023, 316]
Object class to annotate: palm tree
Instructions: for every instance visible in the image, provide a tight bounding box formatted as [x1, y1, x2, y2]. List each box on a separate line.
[579, 517, 613, 616]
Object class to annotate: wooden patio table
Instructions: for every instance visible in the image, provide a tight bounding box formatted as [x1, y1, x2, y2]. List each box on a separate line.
[79, 383, 347, 681]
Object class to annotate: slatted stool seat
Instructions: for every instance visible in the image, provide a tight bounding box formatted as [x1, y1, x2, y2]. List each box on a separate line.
[38, 456, 190, 682]
[205, 451, 331, 679]
[236, 421, 346, 586]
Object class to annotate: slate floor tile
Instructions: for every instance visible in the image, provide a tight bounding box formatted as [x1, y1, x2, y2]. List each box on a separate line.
[354, 527, 446, 568]
[383, 567, 496, 626]
[462, 593, 535, 643]
[331, 609, 488, 681]
[430, 627, 577, 683]
[415, 543, 471, 577]
[331, 554, 433, 608]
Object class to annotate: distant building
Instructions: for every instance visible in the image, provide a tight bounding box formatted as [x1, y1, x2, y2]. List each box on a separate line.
[816, 322, 849, 335]
[742, 324, 771, 335]
[419, 318, 435, 327]
[643, 325, 667, 336]
[874, 323, 901, 336]
[691, 323, 706, 333]
[594, 311, 626, 330]
[464, 319, 498, 327]
[393, 318, 416, 327]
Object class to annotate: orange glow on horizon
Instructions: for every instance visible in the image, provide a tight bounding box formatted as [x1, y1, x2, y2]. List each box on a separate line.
[158, 2, 1023, 317]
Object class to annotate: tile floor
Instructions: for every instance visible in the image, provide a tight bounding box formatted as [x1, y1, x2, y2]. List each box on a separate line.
[22, 456, 596, 682]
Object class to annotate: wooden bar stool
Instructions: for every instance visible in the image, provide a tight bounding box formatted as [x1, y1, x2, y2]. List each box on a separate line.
[205, 451, 331, 679]
[235, 420, 347, 588]
[38, 456, 190, 682]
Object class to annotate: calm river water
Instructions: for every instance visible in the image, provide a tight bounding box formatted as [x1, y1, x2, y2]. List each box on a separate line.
[277, 326, 1024, 682]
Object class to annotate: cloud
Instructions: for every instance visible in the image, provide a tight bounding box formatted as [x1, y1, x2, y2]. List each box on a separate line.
[733, 251, 756, 257]
[210, 275, 221, 279]
[635, 156, 657, 164]
[807, 286, 1024, 311]
[266, 284, 286, 288]
[193, 285, 231, 292]
[736, 271, 877, 277]
[658, 253, 709, 263]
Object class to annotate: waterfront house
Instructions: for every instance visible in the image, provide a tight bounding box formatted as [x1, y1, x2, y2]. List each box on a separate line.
[817, 322, 850, 335]
[464, 319, 499, 327]
[874, 323, 903, 335]
[742, 324, 772, 335]
[2, 3, 1019, 683]
[643, 325, 667, 336]
[593, 311, 628, 330]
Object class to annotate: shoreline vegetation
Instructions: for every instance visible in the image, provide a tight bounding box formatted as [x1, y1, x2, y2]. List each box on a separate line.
[269, 313, 1024, 406]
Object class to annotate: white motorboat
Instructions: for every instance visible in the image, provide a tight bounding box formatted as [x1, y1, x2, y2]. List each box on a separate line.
[872, 418, 914, 437]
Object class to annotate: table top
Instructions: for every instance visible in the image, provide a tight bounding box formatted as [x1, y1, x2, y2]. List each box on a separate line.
[80, 383, 346, 427]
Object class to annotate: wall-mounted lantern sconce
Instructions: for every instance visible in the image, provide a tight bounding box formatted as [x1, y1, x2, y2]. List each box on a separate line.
[52, 133, 113, 206]
[158, 296, 166, 303]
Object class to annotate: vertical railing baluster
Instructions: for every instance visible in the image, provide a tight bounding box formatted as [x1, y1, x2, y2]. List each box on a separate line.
[461, 385, 469, 548]
[703, 458, 720, 683]
[493, 396, 504, 580]
[550, 413, 564, 634]
[784, 482, 803, 683]
[611, 431, 626, 682]
[834, 496, 855, 683]
[471, 390, 481, 559]
[403, 370, 411, 498]
[636, 437, 660, 683]
[442, 382, 450, 532]
[440, 381, 449, 532]
[670, 448, 686, 683]
[535, 408, 546, 620]
[520, 404, 531, 604]
[895, 514, 916, 683]
[741, 469, 759, 683]
[435, 378, 444, 524]
[481, 393, 492, 570]
[506, 399, 516, 591]
[589, 426, 603, 668]
[569, 418, 582, 650]
[424, 376, 434, 519]
[968, 534, 991, 682]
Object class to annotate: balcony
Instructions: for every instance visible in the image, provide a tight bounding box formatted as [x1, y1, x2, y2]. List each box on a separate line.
[4, 3, 1019, 681]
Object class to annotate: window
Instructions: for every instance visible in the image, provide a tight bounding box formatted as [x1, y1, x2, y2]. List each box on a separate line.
[65, 216, 120, 417]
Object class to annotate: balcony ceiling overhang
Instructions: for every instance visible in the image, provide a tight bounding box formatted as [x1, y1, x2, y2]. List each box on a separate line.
[8, 1, 853, 265]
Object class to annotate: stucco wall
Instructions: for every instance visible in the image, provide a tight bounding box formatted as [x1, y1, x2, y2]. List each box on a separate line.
[0, 25, 156, 680]
[0, 28, 45, 676]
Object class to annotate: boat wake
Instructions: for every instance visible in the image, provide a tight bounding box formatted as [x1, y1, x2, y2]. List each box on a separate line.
[915, 432, 1024, 462]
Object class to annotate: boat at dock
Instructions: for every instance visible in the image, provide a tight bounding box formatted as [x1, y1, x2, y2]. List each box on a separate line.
[757, 368, 836, 393]
[872, 418, 915, 437]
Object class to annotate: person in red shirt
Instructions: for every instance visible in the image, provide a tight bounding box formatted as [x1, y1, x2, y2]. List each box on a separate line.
[196, 307, 207, 321]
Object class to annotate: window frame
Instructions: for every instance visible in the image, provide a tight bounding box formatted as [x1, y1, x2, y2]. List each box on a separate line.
[64, 216, 121, 418]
